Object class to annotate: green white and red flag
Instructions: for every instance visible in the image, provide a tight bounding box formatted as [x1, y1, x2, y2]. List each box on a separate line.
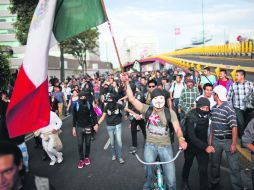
[7, 0, 107, 137]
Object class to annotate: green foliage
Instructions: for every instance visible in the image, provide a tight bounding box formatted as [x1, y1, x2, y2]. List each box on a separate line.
[0, 52, 11, 92]
[60, 29, 99, 74]
[9, 0, 38, 45]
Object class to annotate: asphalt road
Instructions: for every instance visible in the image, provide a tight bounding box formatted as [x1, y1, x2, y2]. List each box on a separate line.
[26, 115, 250, 190]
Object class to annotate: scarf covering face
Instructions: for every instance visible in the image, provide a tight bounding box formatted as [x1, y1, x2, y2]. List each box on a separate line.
[196, 97, 210, 117]
[78, 91, 88, 105]
[107, 93, 117, 111]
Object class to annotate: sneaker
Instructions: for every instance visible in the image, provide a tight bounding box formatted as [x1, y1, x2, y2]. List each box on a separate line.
[84, 158, 91, 166]
[77, 160, 85, 169]
[112, 155, 116, 161]
[129, 146, 137, 154]
[57, 153, 63, 163]
[49, 160, 56, 166]
[119, 158, 125, 164]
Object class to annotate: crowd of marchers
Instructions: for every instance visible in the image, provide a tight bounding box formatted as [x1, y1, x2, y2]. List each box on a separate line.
[1, 66, 254, 190]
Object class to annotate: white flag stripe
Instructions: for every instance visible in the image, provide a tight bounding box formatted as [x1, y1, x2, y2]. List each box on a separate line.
[23, 0, 57, 87]
[50, 32, 58, 48]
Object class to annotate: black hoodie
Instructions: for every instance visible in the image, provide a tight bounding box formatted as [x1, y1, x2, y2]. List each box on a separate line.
[185, 109, 209, 151]
[72, 100, 98, 128]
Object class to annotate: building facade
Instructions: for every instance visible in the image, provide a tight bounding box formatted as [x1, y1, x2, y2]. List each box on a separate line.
[0, 0, 112, 77]
[48, 56, 113, 79]
[120, 34, 159, 65]
[0, 0, 24, 69]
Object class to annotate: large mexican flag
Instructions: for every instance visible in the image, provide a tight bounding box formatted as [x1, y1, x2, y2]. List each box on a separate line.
[6, 0, 107, 138]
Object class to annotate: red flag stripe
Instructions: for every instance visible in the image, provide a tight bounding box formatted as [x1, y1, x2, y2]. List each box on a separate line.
[6, 65, 50, 138]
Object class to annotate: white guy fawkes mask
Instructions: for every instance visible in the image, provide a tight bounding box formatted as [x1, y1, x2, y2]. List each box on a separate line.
[152, 95, 165, 109]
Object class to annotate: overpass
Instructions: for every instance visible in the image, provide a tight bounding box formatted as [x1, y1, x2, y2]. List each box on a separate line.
[125, 40, 254, 81]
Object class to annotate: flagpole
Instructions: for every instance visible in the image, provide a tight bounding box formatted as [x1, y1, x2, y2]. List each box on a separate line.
[101, 0, 123, 72]
[107, 21, 123, 72]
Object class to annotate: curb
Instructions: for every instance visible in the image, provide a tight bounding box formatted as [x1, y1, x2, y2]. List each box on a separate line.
[237, 143, 251, 162]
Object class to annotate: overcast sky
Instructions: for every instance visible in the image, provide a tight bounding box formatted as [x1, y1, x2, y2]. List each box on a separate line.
[98, 0, 254, 68]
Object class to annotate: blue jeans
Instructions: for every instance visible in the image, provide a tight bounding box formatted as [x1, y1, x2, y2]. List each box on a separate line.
[18, 142, 29, 172]
[143, 143, 176, 190]
[107, 124, 123, 158]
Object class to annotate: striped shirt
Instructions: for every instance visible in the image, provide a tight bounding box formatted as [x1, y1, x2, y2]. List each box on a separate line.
[179, 87, 199, 113]
[227, 80, 253, 110]
[210, 101, 237, 137]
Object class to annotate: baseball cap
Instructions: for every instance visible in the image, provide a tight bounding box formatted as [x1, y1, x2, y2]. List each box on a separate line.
[213, 85, 227, 101]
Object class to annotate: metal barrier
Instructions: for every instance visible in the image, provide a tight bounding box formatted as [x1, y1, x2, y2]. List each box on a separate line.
[151, 55, 254, 81]
[166, 40, 254, 56]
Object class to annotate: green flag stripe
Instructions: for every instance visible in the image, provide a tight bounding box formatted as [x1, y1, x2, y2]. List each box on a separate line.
[53, 0, 107, 42]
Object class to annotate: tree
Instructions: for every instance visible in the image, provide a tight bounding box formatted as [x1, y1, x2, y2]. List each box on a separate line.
[60, 29, 99, 75]
[9, 0, 38, 45]
[0, 49, 11, 92]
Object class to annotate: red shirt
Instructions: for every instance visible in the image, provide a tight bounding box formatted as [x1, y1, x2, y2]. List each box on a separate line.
[218, 79, 227, 89]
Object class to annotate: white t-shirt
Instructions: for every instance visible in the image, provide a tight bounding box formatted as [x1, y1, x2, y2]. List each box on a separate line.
[37, 111, 62, 133]
[48, 86, 53, 93]
[195, 95, 216, 109]
[62, 87, 72, 100]
[169, 82, 185, 99]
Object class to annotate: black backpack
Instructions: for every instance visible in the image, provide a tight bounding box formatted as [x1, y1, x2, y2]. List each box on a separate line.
[145, 107, 175, 143]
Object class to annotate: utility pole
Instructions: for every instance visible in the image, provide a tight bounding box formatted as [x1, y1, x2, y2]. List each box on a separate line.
[60, 46, 65, 82]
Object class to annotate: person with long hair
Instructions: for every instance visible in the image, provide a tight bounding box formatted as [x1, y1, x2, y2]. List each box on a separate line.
[98, 93, 141, 164]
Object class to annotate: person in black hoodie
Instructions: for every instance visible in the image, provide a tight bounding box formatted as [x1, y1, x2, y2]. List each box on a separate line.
[128, 83, 146, 151]
[181, 97, 215, 190]
[72, 91, 99, 169]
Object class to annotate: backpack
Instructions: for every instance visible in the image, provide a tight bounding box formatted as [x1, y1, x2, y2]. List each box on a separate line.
[180, 114, 197, 138]
[145, 107, 174, 143]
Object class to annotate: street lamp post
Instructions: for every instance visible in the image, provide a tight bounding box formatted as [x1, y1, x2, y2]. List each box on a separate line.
[60, 46, 65, 82]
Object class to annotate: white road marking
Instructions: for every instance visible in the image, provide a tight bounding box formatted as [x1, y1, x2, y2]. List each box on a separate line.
[104, 138, 110, 150]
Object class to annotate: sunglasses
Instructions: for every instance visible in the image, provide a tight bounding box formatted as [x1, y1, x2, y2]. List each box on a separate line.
[148, 85, 156, 88]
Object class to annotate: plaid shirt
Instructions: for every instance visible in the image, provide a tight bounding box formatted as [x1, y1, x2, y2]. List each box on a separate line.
[179, 87, 199, 113]
[227, 80, 254, 110]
